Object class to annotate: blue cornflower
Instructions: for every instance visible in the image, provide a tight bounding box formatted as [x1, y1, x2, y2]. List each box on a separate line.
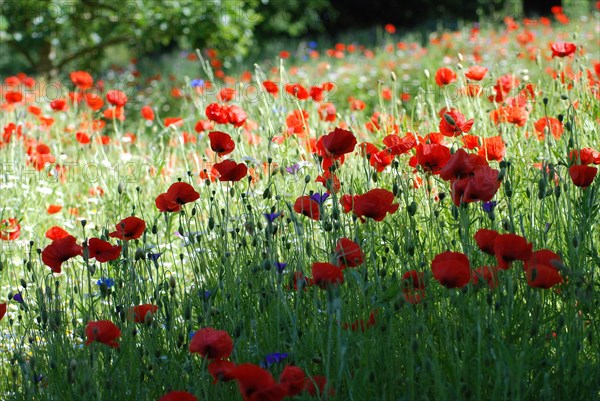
[263, 212, 282, 223]
[262, 352, 289, 368]
[308, 41, 318, 49]
[190, 79, 205, 88]
[310, 192, 330, 205]
[12, 292, 24, 304]
[275, 262, 287, 273]
[482, 201, 497, 213]
[285, 164, 300, 175]
[148, 252, 162, 261]
[96, 277, 115, 289]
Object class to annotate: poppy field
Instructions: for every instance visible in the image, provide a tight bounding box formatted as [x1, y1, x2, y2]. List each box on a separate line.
[1, 5, 600, 401]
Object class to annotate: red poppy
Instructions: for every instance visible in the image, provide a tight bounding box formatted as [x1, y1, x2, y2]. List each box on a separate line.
[439, 149, 488, 181]
[42, 235, 83, 273]
[158, 391, 198, 401]
[208, 131, 235, 156]
[451, 166, 501, 206]
[435, 67, 457, 86]
[439, 110, 474, 137]
[431, 251, 471, 288]
[293, 196, 320, 220]
[525, 250, 563, 289]
[50, 99, 67, 111]
[569, 165, 597, 188]
[0, 303, 5, 322]
[87, 238, 122, 263]
[70, 71, 93, 90]
[4, 91, 23, 103]
[195, 119, 214, 133]
[471, 266, 499, 288]
[465, 65, 488, 81]
[128, 304, 159, 323]
[493, 233, 533, 270]
[213, 160, 248, 182]
[416, 143, 451, 175]
[155, 182, 200, 213]
[312, 262, 344, 288]
[108, 216, 146, 241]
[85, 320, 121, 348]
[189, 327, 233, 359]
[218, 87, 236, 102]
[384, 23, 396, 34]
[279, 366, 305, 396]
[141, 105, 155, 121]
[478, 136, 505, 161]
[533, 117, 563, 140]
[75, 132, 91, 144]
[474, 228, 499, 255]
[352, 188, 399, 222]
[0, 218, 20, 241]
[226, 105, 247, 127]
[263, 81, 279, 95]
[383, 133, 417, 155]
[45, 226, 70, 241]
[321, 127, 357, 158]
[335, 238, 364, 268]
[232, 363, 289, 401]
[206, 103, 229, 124]
[569, 148, 599, 165]
[85, 94, 103, 111]
[208, 359, 236, 383]
[551, 41, 576, 57]
[402, 270, 426, 304]
[106, 90, 128, 107]
[285, 83, 309, 100]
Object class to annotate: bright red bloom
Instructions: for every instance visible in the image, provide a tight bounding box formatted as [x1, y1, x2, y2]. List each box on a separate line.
[106, 90, 128, 107]
[533, 117, 563, 140]
[465, 65, 488, 81]
[525, 250, 563, 289]
[451, 166, 501, 206]
[415, 143, 451, 175]
[0, 303, 6, 322]
[569, 148, 599, 165]
[321, 127, 357, 158]
[213, 160, 248, 182]
[218, 87, 236, 102]
[285, 83, 309, 100]
[293, 196, 320, 220]
[474, 228, 499, 255]
[263, 81, 279, 95]
[232, 363, 289, 401]
[352, 188, 399, 222]
[551, 41, 576, 58]
[50, 99, 67, 111]
[383, 133, 416, 155]
[208, 359, 236, 383]
[5, 91, 23, 103]
[108, 216, 146, 241]
[340, 194, 358, 214]
[335, 238, 364, 268]
[190, 327, 233, 359]
[439, 149, 488, 181]
[85, 320, 121, 348]
[155, 182, 200, 212]
[206, 103, 229, 124]
[141, 105, 155, 121]
[128, 304, 159, 323]
[209, 131, 236, 156]
[226, 105, 247, 127]
[478, 136, 505, 161]
[70, 71, 93, 90]
[158, 391, 198, 401]
[87, 238, 122, 262]
[45, 226, 70, 241]
[312, 262, 344, 288]
[493, 234, 533, 270]
[0, 218, 20, 241]
[42, 235, 83, 273]
[439, 110, 474, 137]
[435, 67, 457, 86]
[431, 251, 471, 288]
[85, 94, 103, 110]
[402, 270, 425, 304]
[569, 165, 597, 188]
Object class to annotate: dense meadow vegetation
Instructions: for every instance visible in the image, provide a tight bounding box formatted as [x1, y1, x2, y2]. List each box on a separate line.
[1, 5, 599, 401]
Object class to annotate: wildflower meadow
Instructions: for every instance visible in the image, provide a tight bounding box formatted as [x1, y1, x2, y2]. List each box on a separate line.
[0, 2, 599, 401]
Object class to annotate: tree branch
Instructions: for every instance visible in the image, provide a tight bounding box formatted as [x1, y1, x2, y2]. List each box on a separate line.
[55, 36, 132, 70]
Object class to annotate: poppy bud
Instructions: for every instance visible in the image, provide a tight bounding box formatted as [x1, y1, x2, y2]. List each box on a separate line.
[560, 94, 569, 101]
[304, 175, 311, 183]
[407, 201, 417, 216]
[554, 185, 561, 198]
[305, 241, 312, 256]
[118, 182, 125, 194]
[543, 97, 548, 105]
[391, 71, 396, 82]
[424, 69, 430, 79]
[443, 113, 456, 126]
[169, 276, 177, 288]
[135, 248, 146, 261]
